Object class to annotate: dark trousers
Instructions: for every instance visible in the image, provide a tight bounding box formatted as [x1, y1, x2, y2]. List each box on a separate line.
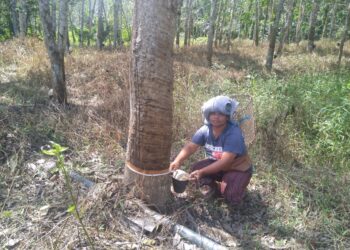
[191, 159, 252, 205]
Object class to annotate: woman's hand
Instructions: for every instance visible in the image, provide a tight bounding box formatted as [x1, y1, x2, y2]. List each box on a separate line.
[169, 161, 181, 171]
[189, 169, 204, 181]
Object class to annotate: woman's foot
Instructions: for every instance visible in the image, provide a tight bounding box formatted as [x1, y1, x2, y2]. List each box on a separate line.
[199, 184, 216, 199]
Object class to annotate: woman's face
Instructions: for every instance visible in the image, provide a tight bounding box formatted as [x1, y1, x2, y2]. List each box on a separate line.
[209, 112, 229, 128]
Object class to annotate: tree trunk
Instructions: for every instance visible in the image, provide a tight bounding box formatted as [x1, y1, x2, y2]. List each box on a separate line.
[277, 0, 294, 55]
[295, 0, 304, 45]
[227, 0, 236, 51]
[338, 3, 350, 65]
[175, 0, 183, 48]
[207, 0, 218, 67]
[97, 0, 104, 49]
[262, 0, 270, 40]
[52, 0, 57, 40]
[87, 0, 96, 46]
[9, 0, 19, 36]
[253, 0, 260, 46]
[80, 0, 85, 47]
[18, 0, 28, 38]
[39, 0, 68, 104]
[265, 0, 285, 71]
[125, 0, 178, 212]
[184, 0, 192, 47]
[307, 0, 320, 53]
[113, 0, 122, 48]
[321, 4, 329, 39]
[329, 2, 337, 38]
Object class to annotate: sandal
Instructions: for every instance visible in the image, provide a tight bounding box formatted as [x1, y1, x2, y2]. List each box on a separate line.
[199, 184, 216, 200]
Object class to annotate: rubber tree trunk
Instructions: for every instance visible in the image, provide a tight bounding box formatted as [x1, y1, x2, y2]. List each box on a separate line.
[338, 3, 350, 65]
[265, 0, 285, 71]
[253, 0, 260, 46]
[262, 0, 270, 40]
[97, 0, 104, 49]
[307, 0, 320, 53]
[175, 0, 183, 48]
[321, 4, 329, 39]
[39, 0, 68, 104]
[125, 0, 178, 212]
[277, 0, 295, 56]
[329, 2, 337, 38]
[226, 0, 236, 51]
[184, 0, 193, 47]
[295, 0, 304, 45]
[18, 0, 28, 38]
[113, 0, 122, 48]
[79, 0, 85, 47]
[52, 0, 57, 40]
[207, 0, 218, 67]
[9, 0, 19, 36]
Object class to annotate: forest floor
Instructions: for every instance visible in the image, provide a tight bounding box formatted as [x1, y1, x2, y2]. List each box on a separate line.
[0, 38, 349, 249]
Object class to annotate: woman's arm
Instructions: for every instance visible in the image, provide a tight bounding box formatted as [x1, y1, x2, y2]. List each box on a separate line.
[169, 142, 200, 170]
[189, 152, 236, 180]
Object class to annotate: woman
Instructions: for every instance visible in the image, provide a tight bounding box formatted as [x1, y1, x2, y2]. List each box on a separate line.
[169, 95, 253, 205]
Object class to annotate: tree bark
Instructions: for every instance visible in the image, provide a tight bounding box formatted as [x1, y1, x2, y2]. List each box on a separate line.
[253, 0, 260, 46]
[321, 4, 329, 39]
[113, 0, 122, 48]
[265, 0, 285, 71]
[307, 0, 320, 53]
[18, 0, 28, 38]
[52, 0, 57, 40]
[207, 0, 218, 67]
[125, 0, 178, 212]
[97, 0, 104, 49]
[9, 0, 19, 36]
[295, 0, 304, 45]
[184, 0, 193, 47]
[87, 0, 96, 46]
[338, 3, 350, 65]
[39, 0, 68, 104]
[227, 0, 237, 51]
[175, 0, 183, 48]
[79, 0, 85, 47]
[329, 2, 337, 38]
[277, 0, 294, 55]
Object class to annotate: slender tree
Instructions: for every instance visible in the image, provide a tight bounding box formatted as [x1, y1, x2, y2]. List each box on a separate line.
[207, 0, 218, 66]
[9, 0, 19, 36]
[295, 0, 305, 45]
[338, 3, 350, 65]
[113, 0, 122, 48]
[18, 0, 28, 38]
[307, 0, 320, 52]
[277, 0, 295, 55]
[79, 0, 85, 47]
[321, 3, 329, 38]
[265, 0, 285, 71]
[38, 0, 68, 104]
[175, 0, 183, 48]
[125, 0, 179, 211]
[227, 0, 237, 51]
[184, 0, 193, 47]
[253, 0, 260, 46]
[97, 0, 104, 49]
[329, 1, 337, 38]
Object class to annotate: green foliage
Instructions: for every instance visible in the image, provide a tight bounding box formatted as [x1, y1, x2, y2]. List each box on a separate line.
[254, 70, 350, 171]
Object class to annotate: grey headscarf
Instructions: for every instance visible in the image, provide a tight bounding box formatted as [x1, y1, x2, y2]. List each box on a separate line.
[201, 95, 239, 124]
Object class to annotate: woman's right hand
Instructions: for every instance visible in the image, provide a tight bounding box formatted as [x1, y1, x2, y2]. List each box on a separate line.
[169, 161, 181, 171]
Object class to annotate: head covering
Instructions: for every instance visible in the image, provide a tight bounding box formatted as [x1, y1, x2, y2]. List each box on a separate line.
[201, 95, 239, 124]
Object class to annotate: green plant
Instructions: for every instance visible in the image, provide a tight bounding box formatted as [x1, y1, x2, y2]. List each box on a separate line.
[42, 142, 95, 249]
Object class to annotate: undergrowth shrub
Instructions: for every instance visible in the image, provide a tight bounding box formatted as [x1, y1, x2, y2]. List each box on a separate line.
[254, 70, 350, 171]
